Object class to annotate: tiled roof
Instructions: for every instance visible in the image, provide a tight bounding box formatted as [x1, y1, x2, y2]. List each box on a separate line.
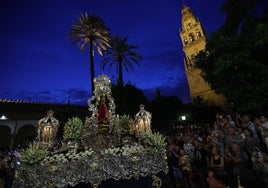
[0, 98, 86, 107]
[0, 98, 89, 121]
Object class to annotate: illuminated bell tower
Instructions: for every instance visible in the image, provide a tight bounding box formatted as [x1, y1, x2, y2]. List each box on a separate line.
[179, 5, 225, 106]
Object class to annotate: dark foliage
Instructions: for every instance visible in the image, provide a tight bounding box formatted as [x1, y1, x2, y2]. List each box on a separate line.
[195, 5, 268, 114]
[111, 83, 149, 116]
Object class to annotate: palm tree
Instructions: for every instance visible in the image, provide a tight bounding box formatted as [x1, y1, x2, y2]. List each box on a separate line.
[101, 35, 142, 86]
[68, 12, 110, 94]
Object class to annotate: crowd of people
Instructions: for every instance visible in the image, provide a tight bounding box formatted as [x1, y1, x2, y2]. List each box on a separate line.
[166, 113, 268, 188]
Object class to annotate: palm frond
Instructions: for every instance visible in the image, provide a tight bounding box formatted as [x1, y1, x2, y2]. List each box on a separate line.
[100, 35, 142, 84]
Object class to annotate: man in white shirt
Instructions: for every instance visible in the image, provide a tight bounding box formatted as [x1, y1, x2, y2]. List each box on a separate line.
[260, 115, 268, 130]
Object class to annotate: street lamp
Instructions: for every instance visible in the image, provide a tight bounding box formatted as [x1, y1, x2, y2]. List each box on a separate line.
[0, 115, 7, 120]
[181, 115, 186, 121]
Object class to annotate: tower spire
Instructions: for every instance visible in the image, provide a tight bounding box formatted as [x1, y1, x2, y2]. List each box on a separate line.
[179, 5, 226, 106]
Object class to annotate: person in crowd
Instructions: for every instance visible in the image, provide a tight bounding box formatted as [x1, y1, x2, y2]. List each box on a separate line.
[224, 126, 243, 148]
[216, 114, 233, 136]
[226, 114, 236, 127]
[243, 128, 260, 171]
[227, 142, 253, 188]
[192, 137, 209, 188]
[242, 114, 259, 142]
[179, 148, 194, 188]
[209, 123, 225, 156]
[235, 113, 247, 128]
[207, 169, 228, 188]
[166, 137, 175, 175]
[236, 126, 246, 140]
[167, 143, 183, 188]
[260, 115, 268, 131]
[215, 114, 224, 127]
[254, 117, 267, 153]
[260, 115, 268, 153]
[244, 128, 260, 152]
[223, 145, 234, 186]
[174, 133, 184, 149]
[0, 151, 17, 188]
[210, 123, 225, 142]
[183, 135, 194, 162]
[210, 146, 225, 174]
[0, 155, 6, 188]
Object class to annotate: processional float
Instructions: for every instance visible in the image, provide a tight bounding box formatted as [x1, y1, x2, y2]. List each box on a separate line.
[14, 74, 168, 188]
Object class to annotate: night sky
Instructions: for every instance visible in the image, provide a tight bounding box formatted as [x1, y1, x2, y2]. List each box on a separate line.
[0, 0, 226, 105]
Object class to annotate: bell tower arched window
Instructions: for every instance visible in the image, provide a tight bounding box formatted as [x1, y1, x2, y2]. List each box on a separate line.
[187, 23, 192, 29]
[184, 38, 188, 46]
[189, 33, 195, 42]
[196, 31, 202, 38]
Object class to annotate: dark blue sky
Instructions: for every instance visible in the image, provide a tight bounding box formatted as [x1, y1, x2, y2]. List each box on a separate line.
[0, 0, 226, 105]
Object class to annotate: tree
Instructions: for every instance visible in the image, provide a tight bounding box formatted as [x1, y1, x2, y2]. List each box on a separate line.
[220, 0, 264, 33]
[68, 13, 110, 94]
[150, 95, 183, 131]
[191, 96, 221, 124]
[111, 83, 149, 116]
[195, 9, 268, 113]
[154, 88, 161, 99]
[101, 35, 142, 86]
